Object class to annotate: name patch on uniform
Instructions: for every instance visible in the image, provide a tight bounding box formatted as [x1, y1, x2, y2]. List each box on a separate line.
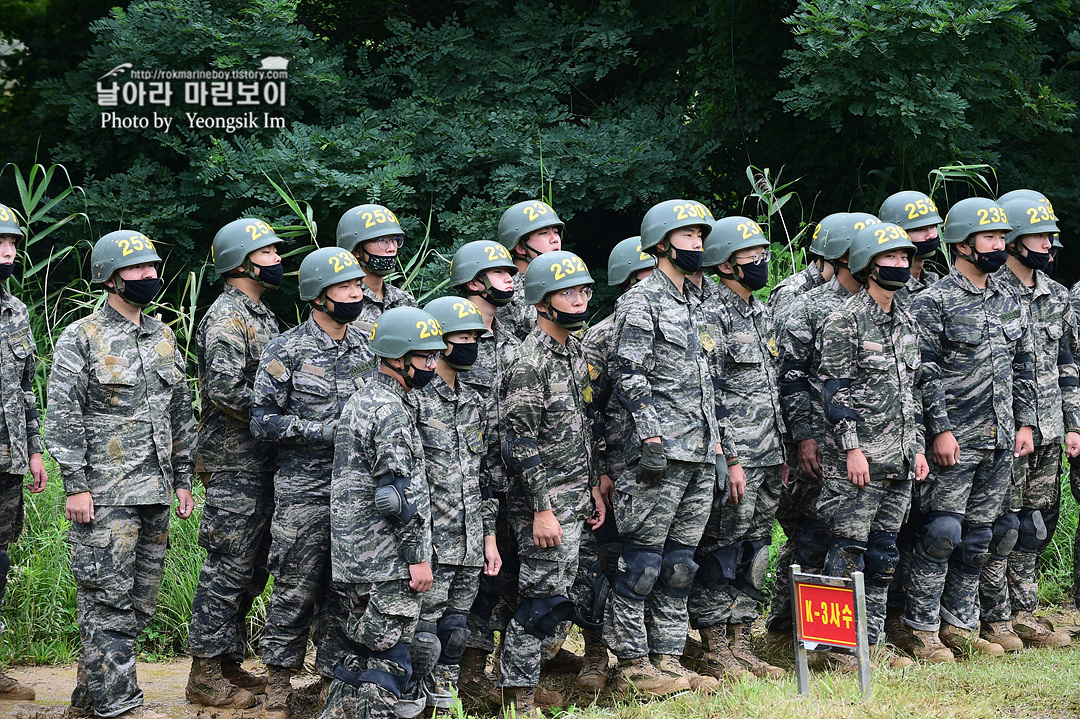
[266, 359, 287, 379]
[300, 363, 326, 377]
[1000, 309, 1020, 322]
[735, 333, 754, 343]
[104, 355, 130, 367]
[551, 381, 569, 392]
[155, 341, 172, 357]
[426, 418, 447, 431]
[861, 341, 884, 352]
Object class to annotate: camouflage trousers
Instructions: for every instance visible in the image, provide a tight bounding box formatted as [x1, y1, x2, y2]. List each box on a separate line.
[188, 471, 273, 659]
[0, 473, 25, 618]
[904, 448, 1010, 632]
[499, 489, 585, 688]
[688, 464, 783, 628]
[70, 504, 170, 717]
[1073, 456, 1080, 612]
[604, 459, 712, 659]
[320, 580, 421, 719]
[981, 441, 1062, 621]
[418, 562, 480, 706]
[465, 496, 519, 654]
[886, 483, 923, 615]
[261, 499, 349, 678]
[765, 476, 825, 633]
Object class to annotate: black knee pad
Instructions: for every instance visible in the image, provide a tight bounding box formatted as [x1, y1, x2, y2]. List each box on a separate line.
[952, 523, 992, 575]
[825, 537, 867, 578]
[512, 595, 576, 640]
[916, 512, 962, 564]
[410, 621, 441, 681]
[436, 610, 470, 665]
[612, 543, 663, 602]
[657, 541, 698, 598]
[795, 519, 830, 570]
[334, 641, 413, 698]
[1017, 508, 1047, 554]
[470, 572, 500, 620]
[734, 538, 771, 595]
[989, 512, 1020, 559]
[574, 559, 610, 629]
[864, 531, 899, 586]
[696, 542, 739, 591]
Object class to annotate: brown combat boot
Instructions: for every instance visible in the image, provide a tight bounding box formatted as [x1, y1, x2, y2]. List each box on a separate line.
[614, 655, 687, 697]
[501, 687, 545, 719]
[727, 623, 786, 678]
[260, 665, 292, 719]
[459, 648, 495, 700]
[576, 630, 609, 690]
[542, 648, 583, 675]
[940, 622, 1004, 658]
[981, 620, 1024, 652]
[692, 624, 755, 683]
[0, 670, 35, 701]
[221, 659, 269, 692]
[892, 624, 954, 663]
[1013, 610, 1071, 648]
[186, 656, 256, 708]
[653, 654, 720, 693]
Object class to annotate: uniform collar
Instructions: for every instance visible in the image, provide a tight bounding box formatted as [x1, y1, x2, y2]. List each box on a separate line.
[716, 280, 762, 317]
[101, 300, 152, 335]
[371, 369, 409, 400]
[653, 268, 690, 304]
[430, 372, 458, 400]
[223, 282, 271, 315]
[948, 267, 997, 296]
[857, 289, 894, 327]
[996, 264, 1049, 299]
[534, 326, 573, 356]
[304, 312, 364, 350]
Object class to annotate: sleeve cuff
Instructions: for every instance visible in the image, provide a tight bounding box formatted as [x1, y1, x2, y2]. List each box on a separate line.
[838, 428, 860, 452]
[63, 469, 90, 496]
[400, 542, 430, 565]
[27, 435, 44, 457]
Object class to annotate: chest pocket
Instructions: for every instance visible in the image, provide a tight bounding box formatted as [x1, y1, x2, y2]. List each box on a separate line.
[1042, 322, 1063, 342]
[944, 320, 984, 345]
[156, 361, 180, 386]
[93, 363, 139, 416]
[420, 419, 453, 454]
[291, 367, 332, 404]
[1000, 319, 1023, 343]
[7, 326, 33, 360]
[657, 318, 689, 349]
[727, 336, 763, 365]
[463, 421, 484, 456]
[544, 380, 576, 414]
[856, 352, 891, 373]
[249, 331, 272, 362]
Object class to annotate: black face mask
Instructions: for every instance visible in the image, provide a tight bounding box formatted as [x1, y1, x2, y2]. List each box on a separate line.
[363, 252, 397, 276]
[669, 247, 703, 274]
[444, 341, 479, 371]
[551, 308, 589, 330]
[252, 261, 283, 288]
[871, 264, 911, 290]
[406, 366, 436, 390]
[0, 263, 13, 281]
[1019, 249, 1051, 272]
[970, 248, 1007, 274]
[736, 261, 769, 291]
[484, 285, 515, 306]
[119, 277, 162, 307]
[326, 298, 363, 323]
[912, 238, 940, 259]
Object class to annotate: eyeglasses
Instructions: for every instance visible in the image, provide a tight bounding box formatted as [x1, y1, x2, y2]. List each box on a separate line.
[557, 287, 593, 301]
[412, 352, 438, 367]
[373, 235, 404, 251]
[735, 250, 771, 266]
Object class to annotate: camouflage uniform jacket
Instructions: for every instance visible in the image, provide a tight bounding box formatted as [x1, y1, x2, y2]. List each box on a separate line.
[768, 262, 825, 326]
[46, 302, 196, 503]
[330, 371, 431, 584]
[614, 270, 718, 465]
[195, 283, 279, 473]
[0, 287, 42, 475]
[503, 326, 597, 517]
[495, 281, 536, 342]
[818, 290, 924, 479]
[249, 314, 369, 502]
[414, 372, 493, 567]
[778, 276, 858, 444]
[893, 267, 941, 306]
[583, 313, 627, 480]
[911, 269, 1037, 450]
[688, 277, 736, 459]
[707, 281, 785, 467]
[995, 266, 1080, 441]
[459, 317, 520, 495]
[353, 279, 417, 377]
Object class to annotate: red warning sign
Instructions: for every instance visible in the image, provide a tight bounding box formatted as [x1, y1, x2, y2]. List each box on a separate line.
[794, 581, 857, 648]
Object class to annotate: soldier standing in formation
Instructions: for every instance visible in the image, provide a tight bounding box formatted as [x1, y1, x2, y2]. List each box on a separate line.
[495, 201, 563, 342]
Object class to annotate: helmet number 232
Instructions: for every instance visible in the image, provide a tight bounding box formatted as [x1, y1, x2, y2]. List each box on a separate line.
[551, 257, 587, 281]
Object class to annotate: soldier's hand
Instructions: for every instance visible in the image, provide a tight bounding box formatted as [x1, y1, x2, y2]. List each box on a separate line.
[780, 462, 790, 487]
[728, 462, 747, 504]
[27, 453, 47, 494]
[797, 439, 822, 480]
[846, 448, 870, 487]
[483, 535, 502, 576]
[914, 453, 930, 482]
[175, 489, 195, 519]
[932, 431, 960, 467]
[533, 510, 563, 548]
[65, 492, 94, 524]
[1066, 431, 1080, 459]
[1014, 426, 1034, 458]
[588, 486, 606, 530]
[409, 561, 433, 592]
[599, 474, 614, 510]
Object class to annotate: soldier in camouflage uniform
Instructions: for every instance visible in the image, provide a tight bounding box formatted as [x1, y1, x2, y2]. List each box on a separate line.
[817, 224, 928, 658]
[498, 251, 606, 718]
[186, 218, 283, 708]
[495, 200, 564, 341]
[896, 198, 1037, 662]
[320, 306, 440, 719]
[0, 205, 47, 700]
[46, 231, 197, 719]
[336, 204, 418, 375]
[979, 194, 1076, 650]
[689, 216, 786, 681]
[606, 200, 728, 696]
[412, 296, 499, 712]
[251, 247, 375, 718]
[765, 213, 879, 651]
[767, 212, 841, 325]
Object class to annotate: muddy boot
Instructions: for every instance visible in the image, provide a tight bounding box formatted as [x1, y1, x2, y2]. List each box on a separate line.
[614, 655, 688, 696]
[728, 623, 786, 678]
[576, 630, 609, 690]
[693, 624, 754, 683]
[892, 624, 954, 663]
[501, 687, 544, 719]
[653, 654, 720, 693]
[0, 670, 34, 701]
[980, 621, 1024, 653]
[940, 622, 1004, 658]
[765, 627, 792, 650]
[1013, 610, 1071, 649]
[533, 685, 563, 708]
[117, 708, 169, 719]
[884, 608, 906, 646]
[186, 656, 256, 708]
[869, 644, 913, 669]
[221, 659, 269, 692]
[542, 648, 583, 675]
[459, 648, 495, 700]
[260, 665, 292, 719]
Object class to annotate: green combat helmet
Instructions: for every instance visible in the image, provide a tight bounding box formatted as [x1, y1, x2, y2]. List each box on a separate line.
[498, 200, 564, 252]
[639, 199, 714, 251]
[449, 240, 517, 288]
[809, 213, 848, 257]
[704, 216, 767, 267]
[998, 189, 1061, 250]
[824, 212, 881, 265]
[91, 230, 162, 283]
[941, 198, 1011, 244]
[523, 250, 594, 304]
[423, 295, 487, 336]
[298, 247, 365, 301]
[849, 222, 915, 275]
[999, 197, 1060, 245]
[878, 191, 943, 230]
[0, 204, 24, 238]
[368, 306, 446, 359]
[212, 217, 282, 274]
[607, 236, 656, 286]
[336, 204, 405, 254]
